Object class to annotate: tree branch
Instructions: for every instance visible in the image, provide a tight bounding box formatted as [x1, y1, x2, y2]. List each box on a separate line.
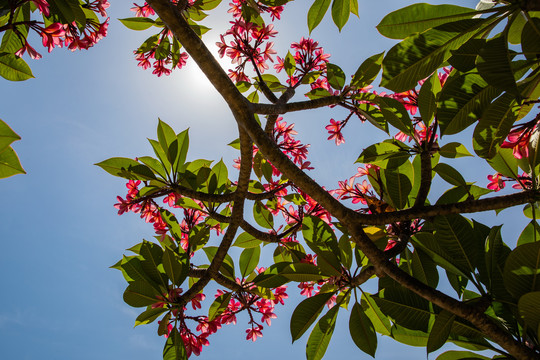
[251, 95, 342, 114]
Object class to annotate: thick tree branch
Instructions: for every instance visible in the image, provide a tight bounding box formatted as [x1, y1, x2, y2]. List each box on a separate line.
[251, 96, 342, 115]
[353, 190, 537, 225]
[188, 268, 243, 292]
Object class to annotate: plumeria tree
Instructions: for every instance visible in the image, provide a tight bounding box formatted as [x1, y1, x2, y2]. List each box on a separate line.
[4, 0, 540, 360]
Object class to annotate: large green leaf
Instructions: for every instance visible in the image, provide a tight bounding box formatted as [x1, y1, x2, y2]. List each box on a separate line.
[411, 249, 439, 288]
[290, 292, 335, 341]
[376, 3, 476, 39]
[239, 246, 261, 278]
[381, 160, 413, 209]
[433, 163, 467, 187]
[351, 52, 384, 89]
[411, 232, 470, 279]
[432, 215, 482, 275]
[518, 220, 540, 246]
[361, 293, 392, 336]
[381, 19, 486, 92]
[436, 350, 490, 360]
[374, 285, 432, 332]
[0, 146, 25, 178]
[0, 53, 33, 81]
[123, 281, 161, 308]
[162, 248, 188, 287]
[477, 37, 518, 95]
[307, 0, 332, 33]
[427, 310, 455, 353]
[473, 93, 519, 159]
[163, 328, 188, 360]
[306, 305, 339, 360]
[522, 17, 540, 60]
[331, 0, 350, 31]
[208, 292, 232, 321]
[518, 291, 540, 334]
[484, 226, 512, 301]
[349, 302, 377, 357]
[95, 157, 156, 181]
[486, 148, 519, 178]
[134, 307, 168, 327]
[119, 17, 156, 31]
[0, 119, 20, 152]
[503, 241, 540, 300]
[356, 140, 411, 168]
[302, 216, 340, 258]
[438, 72, 501, 135]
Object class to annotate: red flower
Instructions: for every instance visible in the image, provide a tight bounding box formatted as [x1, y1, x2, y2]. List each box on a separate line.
[325, 119, 345, 145]
[487, 173, 505, 191]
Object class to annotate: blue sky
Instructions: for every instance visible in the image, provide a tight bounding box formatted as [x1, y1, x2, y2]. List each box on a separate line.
[0, 1, 527, 359]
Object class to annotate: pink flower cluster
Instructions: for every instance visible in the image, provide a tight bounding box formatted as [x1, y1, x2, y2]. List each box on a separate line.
[16, 1, 109, 59]
[131, 1, 190, 76]
[274, 37, 331, 87]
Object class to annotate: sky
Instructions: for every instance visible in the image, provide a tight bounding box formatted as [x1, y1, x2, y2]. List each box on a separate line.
[0, 1, 529, 360]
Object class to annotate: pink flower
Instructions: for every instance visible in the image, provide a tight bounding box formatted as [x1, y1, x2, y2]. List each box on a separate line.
[32, 0, 50, 17]
[487, 173, 505, 191]
[246, 325, 263, 341]
[15, 41, 42, 59]
[325, 119, 345, 145]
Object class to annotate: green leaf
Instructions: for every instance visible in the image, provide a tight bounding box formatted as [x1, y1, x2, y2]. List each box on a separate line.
[361, 293, 391, 336]
[208, 292, 232, 321]
[381, 19, 486, 92]
[487, 148, 519, 178]
[381, 160, 413, 209]
[427, 310, 455, 353]
[306, 305, 339, 360]
[202, 247, 235, 279]
[135, 307, 168, 327]
[290, 292, 335, 342]
[439, 143, 472, 158]
[518, 291, 540, 333]
[281, 262, 328, 281]
[417, 72, 441, 124]
[349, 302, 377, 357]
[0, 53, 33, 81]
[239, 246, 261, 278]
[119, 17, 156, 31]
[411, 232, 470, 278]
[95, 157, 156, 181]
[252, 262, 290, 288]
[302, 216, 340, 258]
[376, 3, 476, 39]
[356, 140, 411, 168]
[253, 201, 274, 229]
[0, 119, 20, 152]
[139, 241, 167, 288]
[436, 350, 490, 360]
[351, 52, 384, 89]
[411, 249, 439, 288]
[448, 38, 486, 72]
[438, 72, 501, 135]
[473, 93, 519, 159]
[162, 248, 188, 287]
[123, 281, 161, 307]
[374, 286, 431, 332]
[484, 226, 512, 301]
[0, 146, 25, 178]
[518, 220, 540, 246]
[374, 97, 413, 135]
[477, 37, 518, 95]
[522, 17, 540, 60]
[211, 159, 228, 193]
[326, 63, 345, 90]
[307, 0, 331, 32]
[433, 163, 467, 187]
[331, 0, 350, 31]
[503, 241, 540, 300]
[233, 232, 262, 248]
[163, 328, 188, 360]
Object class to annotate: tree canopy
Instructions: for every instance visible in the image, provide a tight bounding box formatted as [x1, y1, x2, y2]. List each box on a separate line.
[2, 1, 540, 360]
